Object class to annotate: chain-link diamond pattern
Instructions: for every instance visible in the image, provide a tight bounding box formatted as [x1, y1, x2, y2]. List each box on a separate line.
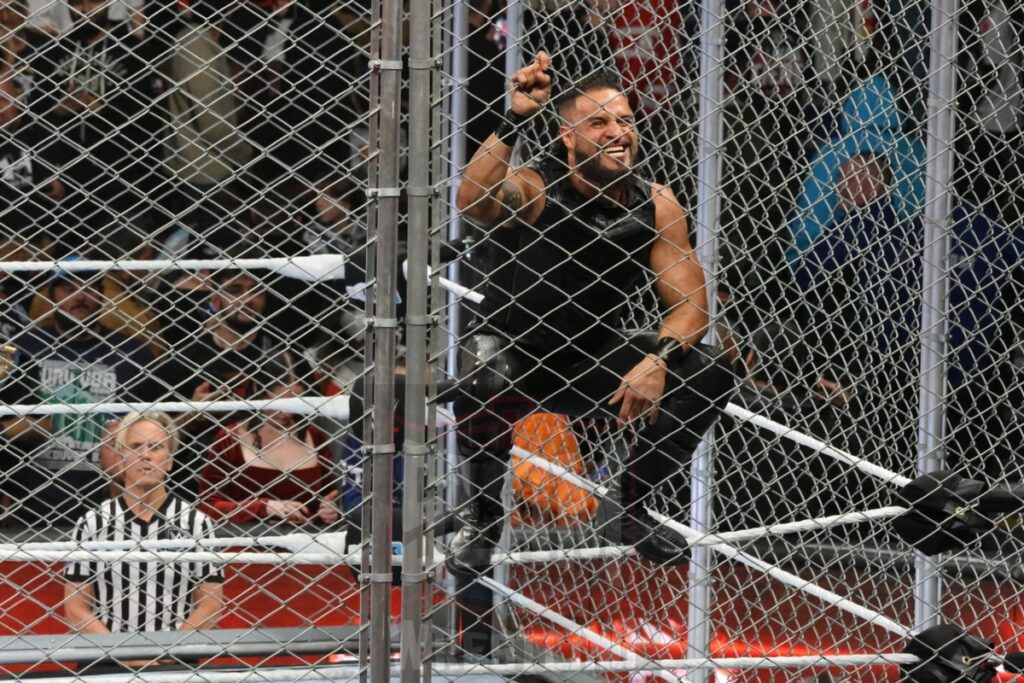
[0, 0, 1022, 679]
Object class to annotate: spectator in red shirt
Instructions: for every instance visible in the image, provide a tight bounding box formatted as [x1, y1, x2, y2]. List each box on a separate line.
[198, 370, 341, 526]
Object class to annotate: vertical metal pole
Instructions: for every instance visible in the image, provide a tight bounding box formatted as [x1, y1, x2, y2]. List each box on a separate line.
[491, 0, 522, 631]
[369, 0, 401, 675]
[446, 0, 468, 288]
[359, 0, 381, 676]
[425, 0, 445, 675]
[445, 0, 468, 362]
[689, 1, 725, 681]
[444, 0, 468, 609]
[401, 0, 433, 677]
[914, 0, 958, 630]
[504, 0, 522, 110]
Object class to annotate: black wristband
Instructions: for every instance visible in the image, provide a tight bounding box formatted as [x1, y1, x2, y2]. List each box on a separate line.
[495, 110, 532, 146]
[654, 336, 685, 366]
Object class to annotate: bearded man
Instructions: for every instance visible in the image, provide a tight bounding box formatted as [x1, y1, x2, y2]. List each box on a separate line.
[448, 52, 735, 574]
[158, 266, 310, 500]
[0, 260, 157, 527]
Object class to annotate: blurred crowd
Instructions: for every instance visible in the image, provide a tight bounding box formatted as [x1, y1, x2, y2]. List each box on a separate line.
[0, 0, 391, 529]
[468, 0, 1024, 531]
[0, 0, 1022, 542]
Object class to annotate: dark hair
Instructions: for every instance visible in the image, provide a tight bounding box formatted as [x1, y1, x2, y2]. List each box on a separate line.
[94, 214, 157, 260]
[315, 174, 365, 215]
[552, 69, 624, 118]
[212, 266, 260, 287]
[251, 351, 306, 399]
[248, 350, 309, 448]
[211, 241, 266, 285]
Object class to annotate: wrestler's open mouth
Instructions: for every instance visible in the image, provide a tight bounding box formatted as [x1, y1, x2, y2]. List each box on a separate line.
[604, 145, 628, 161]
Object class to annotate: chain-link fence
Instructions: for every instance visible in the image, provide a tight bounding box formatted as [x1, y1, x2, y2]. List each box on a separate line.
[1, 0, 1023, 680]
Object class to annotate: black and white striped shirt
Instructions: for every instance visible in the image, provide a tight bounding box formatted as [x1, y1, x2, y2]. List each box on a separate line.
[65, 496, 224, 633]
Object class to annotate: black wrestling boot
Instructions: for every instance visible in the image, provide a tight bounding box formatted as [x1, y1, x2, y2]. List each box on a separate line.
[446, 496, 504, 576]
[446, 455, 507, 577]
[629, 509, 689, 566]
[596, 477, 689, 566]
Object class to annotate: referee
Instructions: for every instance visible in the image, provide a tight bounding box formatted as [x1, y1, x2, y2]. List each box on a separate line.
[63, 412, 223, 643]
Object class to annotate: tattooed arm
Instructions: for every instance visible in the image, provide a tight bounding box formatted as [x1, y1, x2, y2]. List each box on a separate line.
[455, 140, 546, 227]
[454, 51, 550, 227]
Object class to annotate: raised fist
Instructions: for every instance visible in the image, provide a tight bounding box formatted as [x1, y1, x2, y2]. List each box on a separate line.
[509, 51, 552, 116]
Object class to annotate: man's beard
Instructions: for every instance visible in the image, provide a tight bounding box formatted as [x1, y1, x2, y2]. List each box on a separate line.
[54, 308, 100, 337]
[575, 145, 637, 192]
[224, 314, 260, 335]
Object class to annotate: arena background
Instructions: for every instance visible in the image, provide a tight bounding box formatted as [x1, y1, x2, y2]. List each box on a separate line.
[0, 0, 1023, 680]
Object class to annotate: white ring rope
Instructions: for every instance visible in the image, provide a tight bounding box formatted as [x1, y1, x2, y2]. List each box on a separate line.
[402, 259, 486, 305]
[515, 403, 912, 491]
[648, 510, 913, 638]
[724, 404, 912, 487]
[0, 396, 350, 419]
[0, 533, 358, 565]
[439, 274, 484, 303]
[423, 653, 920, 676]
[3, 542, 634, 566]
[0, 255, 348, 282]
[689, 506, 909, 546]
[477, 576, 687, 683]
[437, 276, 913, 488]
[491, 545, 636, 563]
[483, 509, 908, 565]
[510, 445, 612, 497]
[21, 654, 922, 683]
[0, 532, 345, 555]
[0, 549, 351, 565]
[509, 445, 907, 545]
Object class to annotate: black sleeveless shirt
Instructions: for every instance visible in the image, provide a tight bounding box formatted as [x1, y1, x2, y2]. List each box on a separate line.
[479, 165, 658, 354]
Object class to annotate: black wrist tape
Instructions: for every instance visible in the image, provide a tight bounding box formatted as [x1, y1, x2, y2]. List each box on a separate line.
[655, 336, 684, 364]
[495, 110, 532, 146]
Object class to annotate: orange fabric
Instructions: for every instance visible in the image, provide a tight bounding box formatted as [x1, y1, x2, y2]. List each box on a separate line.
[510, 413, 598, 526]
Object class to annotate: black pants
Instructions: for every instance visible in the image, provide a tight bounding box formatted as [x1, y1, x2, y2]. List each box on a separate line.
[453, 328, 735, 520]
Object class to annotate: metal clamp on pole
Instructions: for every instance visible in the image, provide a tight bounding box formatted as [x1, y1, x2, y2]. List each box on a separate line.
[368, 59, 403, 71]
[363, 444, 396, 455]
[407, 58, 440, 70]
[401, 570, 432, 583]
[368, 317, 400, 329]
[406, 186, 435, 197]
[367, 187, 402, 199]
[406, 314, 436, 326]
[360, 573, 396, 584]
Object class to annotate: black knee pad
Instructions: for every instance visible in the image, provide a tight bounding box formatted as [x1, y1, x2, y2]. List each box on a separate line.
[456, 334, 524, 406]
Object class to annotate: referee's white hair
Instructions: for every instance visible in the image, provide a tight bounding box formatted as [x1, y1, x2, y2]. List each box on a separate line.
[113, 411, 180, 457]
